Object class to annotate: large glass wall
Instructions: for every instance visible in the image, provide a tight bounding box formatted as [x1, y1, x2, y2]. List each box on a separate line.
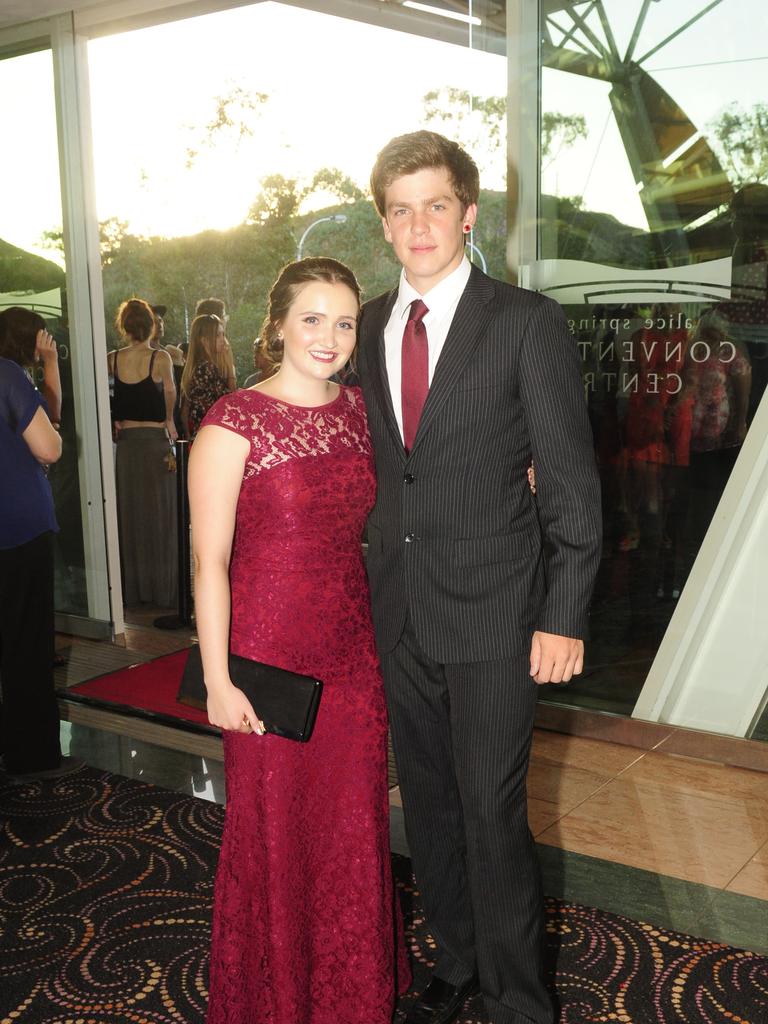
[87, 1, 507, 381]
[85, 0, 507, 619]
[5, 0, 761, 733]
[0, 47, 89, 618]
[533, 0, 768, 717]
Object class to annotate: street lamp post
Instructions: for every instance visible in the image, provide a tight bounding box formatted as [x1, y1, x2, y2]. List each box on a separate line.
[296, 214, 348, 260]
[467, 241, 487, 273]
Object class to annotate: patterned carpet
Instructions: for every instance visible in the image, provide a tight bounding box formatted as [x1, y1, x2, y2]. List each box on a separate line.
[1, 765, 766, 1023]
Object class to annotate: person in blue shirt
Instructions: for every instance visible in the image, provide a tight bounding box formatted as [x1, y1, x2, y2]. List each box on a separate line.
[0, 306, 79, 779]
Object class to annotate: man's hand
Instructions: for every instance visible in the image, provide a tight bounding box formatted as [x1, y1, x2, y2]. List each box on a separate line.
[529, 631, 584, 685]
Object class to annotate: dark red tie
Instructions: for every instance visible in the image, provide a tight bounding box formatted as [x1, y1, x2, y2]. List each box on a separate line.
[401, 299, 429, 453]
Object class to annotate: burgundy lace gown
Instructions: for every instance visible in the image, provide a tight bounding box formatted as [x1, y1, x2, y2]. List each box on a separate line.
[202, 386, 409, 1024]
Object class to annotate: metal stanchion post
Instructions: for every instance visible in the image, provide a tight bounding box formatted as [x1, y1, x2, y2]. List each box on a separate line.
[154, 439, 194, 630]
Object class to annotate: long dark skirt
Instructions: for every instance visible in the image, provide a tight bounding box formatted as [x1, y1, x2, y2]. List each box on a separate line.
[0, 531, 61, 773]
[115, 427, 177, 608]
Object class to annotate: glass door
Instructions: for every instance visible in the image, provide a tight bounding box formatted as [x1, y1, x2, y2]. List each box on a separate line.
[84, 0, 507, 626]
[0, 22, 115, 637]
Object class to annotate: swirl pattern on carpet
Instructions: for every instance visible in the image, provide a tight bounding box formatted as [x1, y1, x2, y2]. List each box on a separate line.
[395, 866, 768, 1024]
[1, 768, 217, 1024]
[0, 765, 766, 1023]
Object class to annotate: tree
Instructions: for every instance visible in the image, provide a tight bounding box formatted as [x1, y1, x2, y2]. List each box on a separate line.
[247, 167, 365, 227]
[541, 112, 587, 169]
[1, 236, 65, 293]
[40, 227, 64, 259]
[307, 168, 365, 205]
[708, 102, 768, 187]
[423, 87, 587, 177]
[423, 87, 506, 178]
[185, 85, 269, 167]
[246, 174, 303, 225]
[99, 218, 130, 265]
[41, 216, 130, 265]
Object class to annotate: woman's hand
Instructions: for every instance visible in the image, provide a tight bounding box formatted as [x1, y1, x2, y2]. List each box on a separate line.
[35, 328, 57, 364]
[206, 681, 265, 735]
[166, 418, 178, 442]
[35, 329, 62, 424]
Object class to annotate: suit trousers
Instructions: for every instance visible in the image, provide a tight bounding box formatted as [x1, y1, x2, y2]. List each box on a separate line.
[0, 531, 62, 774]
[381, 622, 554, 1024]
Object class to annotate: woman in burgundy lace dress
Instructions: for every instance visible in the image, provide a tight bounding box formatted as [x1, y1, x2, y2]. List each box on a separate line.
[188, 258, 409, 1024]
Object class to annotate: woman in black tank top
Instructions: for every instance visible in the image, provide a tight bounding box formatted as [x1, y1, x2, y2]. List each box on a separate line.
[107, 299, 178, 610]
[111, 348, 167, 423]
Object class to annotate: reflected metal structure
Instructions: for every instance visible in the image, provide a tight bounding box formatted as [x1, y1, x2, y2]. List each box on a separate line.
[541, 0, 733, 262]
[370, 1, 735, 266]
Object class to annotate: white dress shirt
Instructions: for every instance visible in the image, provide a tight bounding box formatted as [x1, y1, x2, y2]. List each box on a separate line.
[384, 256, 472, 441]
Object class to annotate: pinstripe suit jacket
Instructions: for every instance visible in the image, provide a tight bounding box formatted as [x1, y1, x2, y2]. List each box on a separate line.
[358, 264, 602, 663]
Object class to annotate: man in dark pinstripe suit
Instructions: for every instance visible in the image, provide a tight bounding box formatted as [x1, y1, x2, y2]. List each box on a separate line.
[358, 132, 602, 1024]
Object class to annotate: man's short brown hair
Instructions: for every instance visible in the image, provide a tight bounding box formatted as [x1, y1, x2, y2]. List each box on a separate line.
[370, 130, 480, 217]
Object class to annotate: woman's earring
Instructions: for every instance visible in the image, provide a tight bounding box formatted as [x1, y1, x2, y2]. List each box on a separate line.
[463, 223, 471, 233]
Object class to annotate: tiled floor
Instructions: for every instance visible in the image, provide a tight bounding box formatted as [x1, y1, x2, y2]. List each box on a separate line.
[394, 724, 768, 906]
[530, 739, 768, 897]
[53, 624, 768, 954]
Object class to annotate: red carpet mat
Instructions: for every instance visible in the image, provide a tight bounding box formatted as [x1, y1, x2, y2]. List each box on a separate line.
[60, 648, 216, 735]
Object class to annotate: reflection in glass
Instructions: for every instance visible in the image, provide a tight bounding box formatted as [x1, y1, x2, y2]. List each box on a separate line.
[87, 3, 507, 377]
[536, 0, 768, 715]
[0, 50, 88, 616]
[85, 1, 508, 622]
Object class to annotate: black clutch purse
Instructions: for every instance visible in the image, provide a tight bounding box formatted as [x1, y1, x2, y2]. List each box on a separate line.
[177, 645, 323, 742]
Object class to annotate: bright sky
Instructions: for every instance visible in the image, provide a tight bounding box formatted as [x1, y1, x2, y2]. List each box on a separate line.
[1, 0, 766, 263]
[1, 48, 61, 261]
[85, 2, 506, 239]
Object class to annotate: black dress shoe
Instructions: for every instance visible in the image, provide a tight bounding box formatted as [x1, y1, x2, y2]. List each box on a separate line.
[404, 976, 479, 1024]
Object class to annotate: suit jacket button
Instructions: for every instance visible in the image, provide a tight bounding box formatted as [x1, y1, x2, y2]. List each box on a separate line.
[404, 533, 415, 543]
[404, 473, 415, 485]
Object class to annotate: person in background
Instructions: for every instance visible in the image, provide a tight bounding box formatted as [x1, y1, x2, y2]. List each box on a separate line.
[716, 182, 768, 426]
[195, 297, 237, 391]
[0, 306, 62, 427]
[108, 298, 178, 608]
[242, 336, 262, 388]
[195, 296, 226, 321]
[0, 307, 80, 780]
[151, 304, 186, 437]
[0, 309, 67, 668]
[189, 257, 409, 1023]
[180, 314, 235, 440]
[151, 303, 186, 367]
[358, 131, 601, 1024]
